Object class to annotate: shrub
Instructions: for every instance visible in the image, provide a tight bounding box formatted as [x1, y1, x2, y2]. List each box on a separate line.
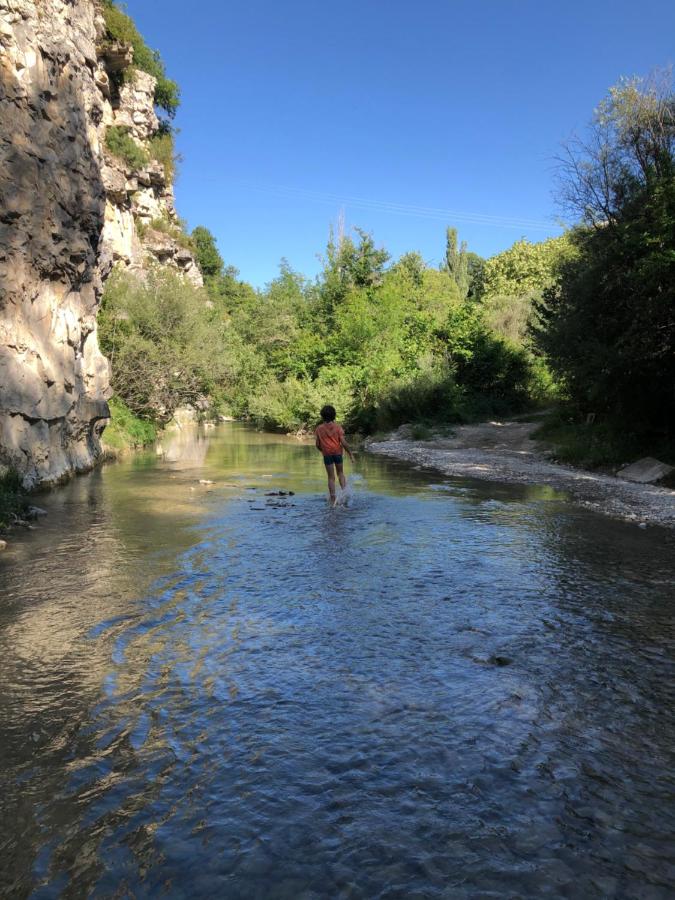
[148, 130, 178, 183]
[410, 423, 434, 440]
[102, 1, 180, 117]
[0, 469, 28, 529]
[363, 358, 466, 432]
[248, 377, 324, 432]
[99, 268, 232, 424]
[533, 410, 675, 469]
[105, 125, 149, 170]
[103, 396, 157, 450]
[148, 215, 195, 252]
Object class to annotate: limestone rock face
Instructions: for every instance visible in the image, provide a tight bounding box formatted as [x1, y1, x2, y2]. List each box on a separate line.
[113, 70, 159, 139]
[0, 0, 111, 486]
[0, 0, 202, 486]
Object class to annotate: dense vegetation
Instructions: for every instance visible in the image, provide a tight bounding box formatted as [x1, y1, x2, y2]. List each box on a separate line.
[99, 53, 673, 468]
[532, 73, 675, 463]
[99, 268, 233, 426]
[105, 125, 149, 170]
[101, 225, 556, 437]
[101, 397, 157, 452]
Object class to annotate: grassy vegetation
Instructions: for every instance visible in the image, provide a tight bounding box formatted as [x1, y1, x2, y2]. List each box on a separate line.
[102, 397, 157, 452]
[0, 469, 29, 529]
[148, 131, 177, 183]
[105, 126, 149, 170]
[147, 215, 195, 251]
[534, 410, 675, 471]
[410, 423, 434, 440]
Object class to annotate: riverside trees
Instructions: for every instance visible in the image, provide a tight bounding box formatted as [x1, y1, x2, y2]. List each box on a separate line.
[534, 73, 675, 443]
[101, 76, 673, 450]
[100, 222, 554, 435]
[98, 3, 671, 450]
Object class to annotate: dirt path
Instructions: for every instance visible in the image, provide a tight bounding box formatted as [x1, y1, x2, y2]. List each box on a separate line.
[366, 419, 675, 529]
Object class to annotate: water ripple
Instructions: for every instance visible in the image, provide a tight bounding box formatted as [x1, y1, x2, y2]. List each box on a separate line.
[0, 426, 674, 898]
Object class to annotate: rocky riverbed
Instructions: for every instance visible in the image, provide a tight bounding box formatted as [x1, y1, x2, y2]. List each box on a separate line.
[367, 420, 675, 529]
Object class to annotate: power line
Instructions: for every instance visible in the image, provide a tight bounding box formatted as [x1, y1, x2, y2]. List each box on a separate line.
[227, 179, 556, 231]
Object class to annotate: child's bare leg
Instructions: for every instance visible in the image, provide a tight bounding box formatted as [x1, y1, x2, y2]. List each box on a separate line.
[335, 462, 347, 491]
[325, 464, 337, 504]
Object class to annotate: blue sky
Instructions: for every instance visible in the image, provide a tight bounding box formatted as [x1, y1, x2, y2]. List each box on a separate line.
[124, 0, 673, 287]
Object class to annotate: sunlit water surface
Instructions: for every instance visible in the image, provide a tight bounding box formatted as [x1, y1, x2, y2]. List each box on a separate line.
[1, 424, 674, 898]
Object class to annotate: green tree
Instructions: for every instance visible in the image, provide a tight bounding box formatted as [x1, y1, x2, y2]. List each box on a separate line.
[443, 226, 470, 298]
[465, 251, 486, 300]
[191, 225, 224, 279]
[481, 235, 572, 299]
[317, 227, 390, 325]
[535, 72, 675, 435]
[479, 234, 574, 348]
[99, 268, 239, 423]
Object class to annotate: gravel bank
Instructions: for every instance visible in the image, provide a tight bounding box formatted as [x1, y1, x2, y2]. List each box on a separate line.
[367, 421, 675, 529]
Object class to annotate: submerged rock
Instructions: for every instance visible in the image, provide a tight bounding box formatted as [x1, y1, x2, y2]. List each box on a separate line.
[488, 655, 513, 667]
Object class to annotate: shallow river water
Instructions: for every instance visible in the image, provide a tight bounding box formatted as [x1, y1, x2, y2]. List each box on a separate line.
[1, 424, 674, 899]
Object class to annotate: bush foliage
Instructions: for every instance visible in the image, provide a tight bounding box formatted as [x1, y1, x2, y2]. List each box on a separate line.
[99, 71, 672, 466]
[533, 73, 675, 442]
[105, 126, 149, 170]
[101, 221, 560, 437]
[103, 397, 157, 451]
[98, 268, 234, 424]
[0, 469, 29, 529]
[148, 131, 178, 183]
[102, 1, 180, 118]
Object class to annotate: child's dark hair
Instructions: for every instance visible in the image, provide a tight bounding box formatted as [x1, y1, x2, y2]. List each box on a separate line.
[320, 404, 336, 422]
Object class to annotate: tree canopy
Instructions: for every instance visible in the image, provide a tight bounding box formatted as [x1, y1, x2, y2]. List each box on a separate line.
[534, 72, 675, 436]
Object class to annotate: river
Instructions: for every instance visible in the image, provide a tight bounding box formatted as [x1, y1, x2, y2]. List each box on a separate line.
[1, 424, 674, 898]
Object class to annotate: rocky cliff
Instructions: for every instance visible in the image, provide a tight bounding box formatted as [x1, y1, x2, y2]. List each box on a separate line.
[0, 0, 201, 486]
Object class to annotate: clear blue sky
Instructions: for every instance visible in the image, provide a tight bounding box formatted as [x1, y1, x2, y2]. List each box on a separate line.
[124, 0, 673, 288]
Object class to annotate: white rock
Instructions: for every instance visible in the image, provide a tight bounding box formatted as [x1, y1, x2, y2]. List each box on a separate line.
[617, 457, 674, 484]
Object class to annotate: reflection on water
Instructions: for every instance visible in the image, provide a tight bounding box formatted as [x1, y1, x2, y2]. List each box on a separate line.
[1, 424, 674, 898]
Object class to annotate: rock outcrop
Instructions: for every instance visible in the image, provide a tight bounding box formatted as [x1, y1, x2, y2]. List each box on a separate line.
[0, 0, 202, 486]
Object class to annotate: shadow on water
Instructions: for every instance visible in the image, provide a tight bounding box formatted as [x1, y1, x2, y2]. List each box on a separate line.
[1, 424, 674, 898]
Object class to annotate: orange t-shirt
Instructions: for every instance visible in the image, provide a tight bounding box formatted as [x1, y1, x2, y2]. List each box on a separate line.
[315, 421, 344, 455]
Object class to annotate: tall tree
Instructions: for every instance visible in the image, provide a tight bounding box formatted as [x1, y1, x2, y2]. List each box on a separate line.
[535, 72, 675, 433]
[191, 225, 224, 279]
[443, 227, 470, 298]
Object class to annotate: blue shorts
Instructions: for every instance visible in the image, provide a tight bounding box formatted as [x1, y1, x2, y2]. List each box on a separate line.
[323, 453, 343, 466]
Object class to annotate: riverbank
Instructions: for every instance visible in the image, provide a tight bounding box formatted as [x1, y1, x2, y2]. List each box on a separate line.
[367, 419, 675, 528]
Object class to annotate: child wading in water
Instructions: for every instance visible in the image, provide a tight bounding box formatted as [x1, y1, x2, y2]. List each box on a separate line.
[315, 405, 354, 506]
